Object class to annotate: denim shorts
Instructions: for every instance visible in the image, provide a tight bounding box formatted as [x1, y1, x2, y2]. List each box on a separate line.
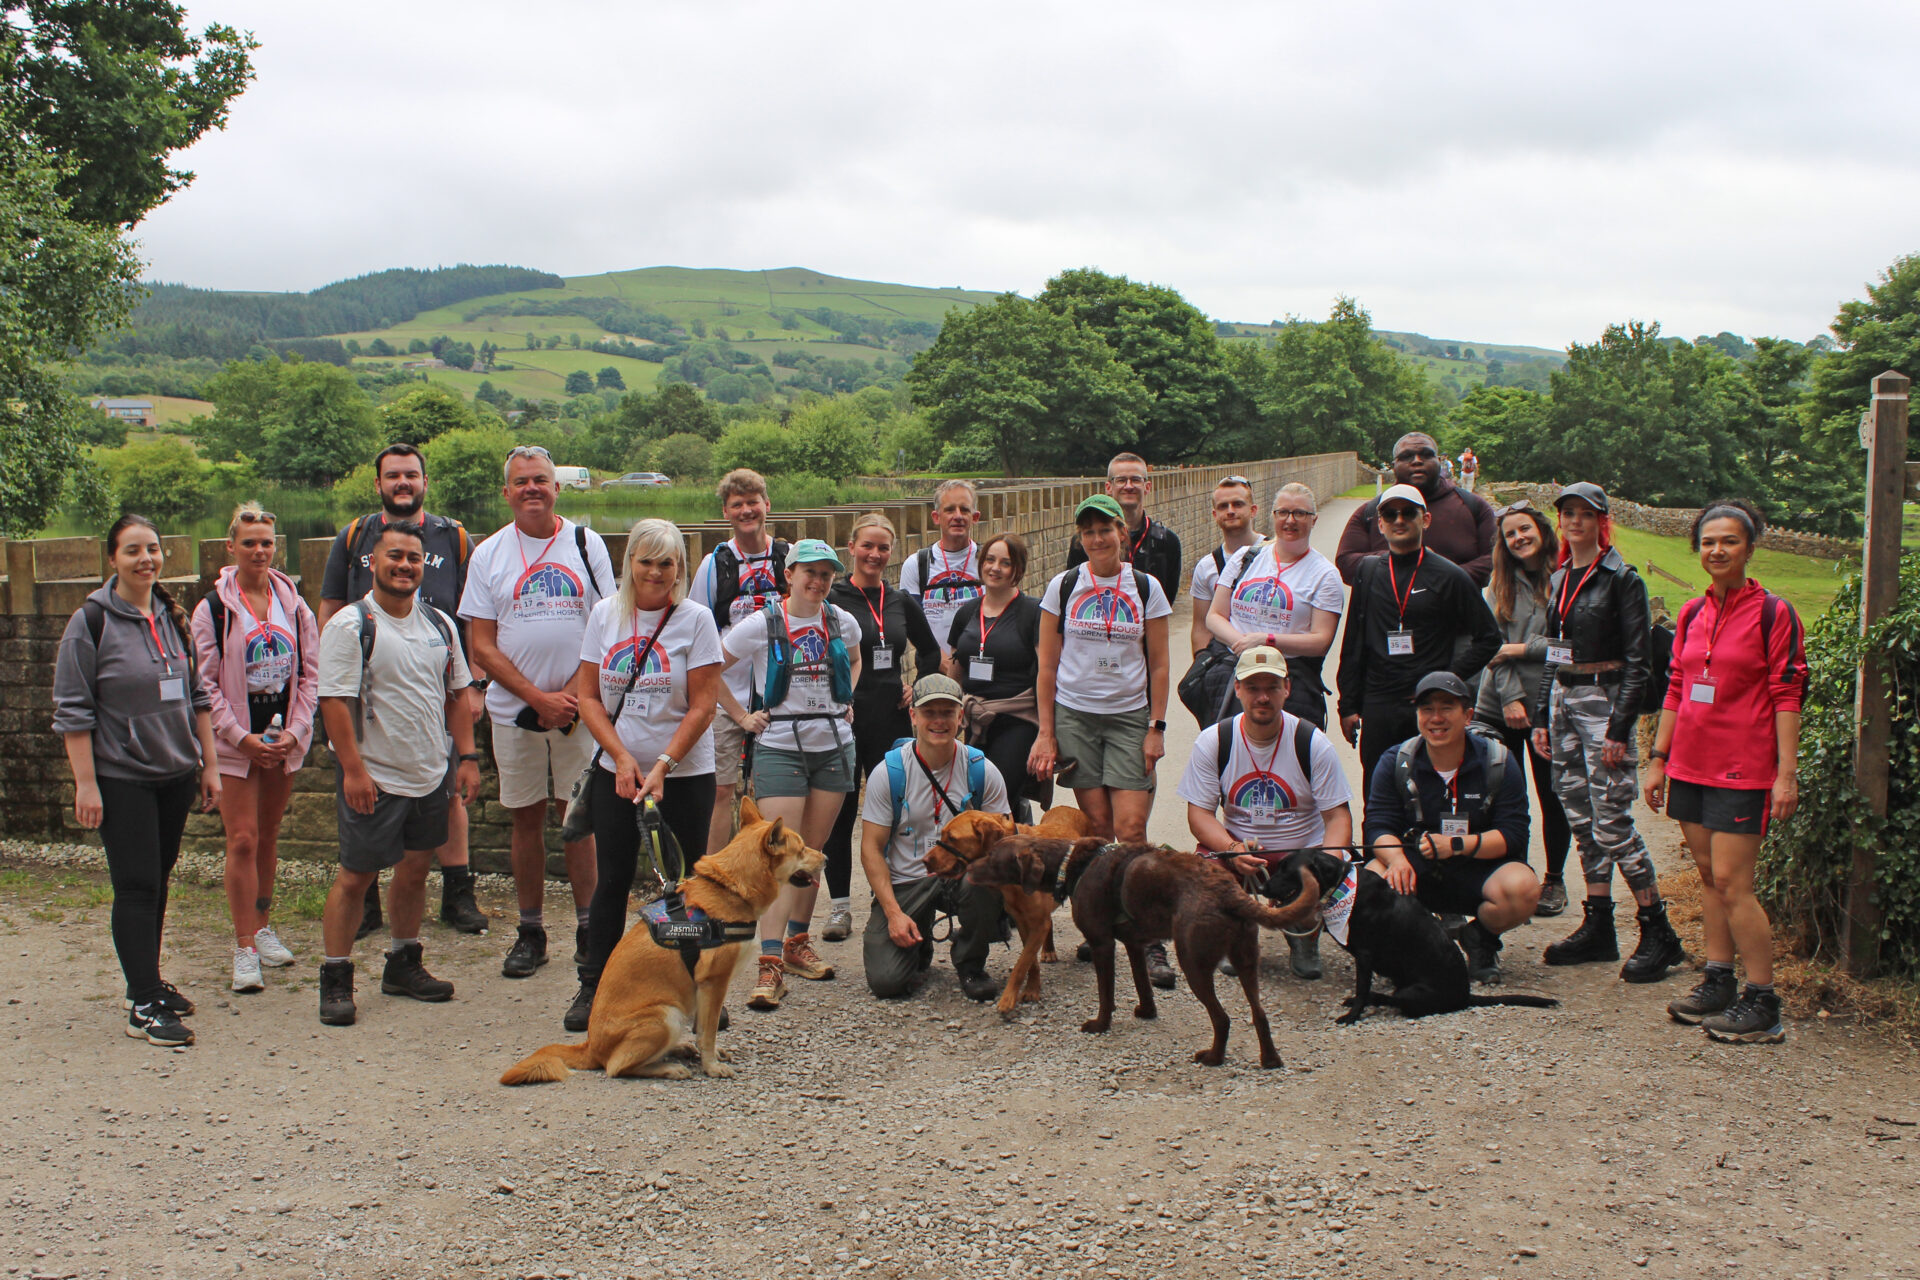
[750, 741, 858, 798]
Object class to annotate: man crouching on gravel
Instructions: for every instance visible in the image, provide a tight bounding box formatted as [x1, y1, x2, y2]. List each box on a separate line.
[314, 523, 481, 1026]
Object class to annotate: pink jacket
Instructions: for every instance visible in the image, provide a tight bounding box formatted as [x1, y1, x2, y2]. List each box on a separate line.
[190, 565, 321, 778]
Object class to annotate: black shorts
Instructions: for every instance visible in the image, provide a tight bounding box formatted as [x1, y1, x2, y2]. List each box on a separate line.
[1667, 779, 1768, 836]
[1404, 847, 1530, 916]
[336, 767, 452, 872]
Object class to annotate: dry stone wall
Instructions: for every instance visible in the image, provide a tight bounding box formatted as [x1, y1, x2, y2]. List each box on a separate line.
[1484, 482, 1862, 561]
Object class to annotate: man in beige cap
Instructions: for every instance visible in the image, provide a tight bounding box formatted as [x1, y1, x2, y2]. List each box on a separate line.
[1179, 647, 1352, 978]
[860, 675, 1012, 1001]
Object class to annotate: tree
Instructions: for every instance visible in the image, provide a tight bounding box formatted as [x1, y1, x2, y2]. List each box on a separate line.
[906, 293, 1147, 476]
[648, 383, 722, 442]
[650, 432, 713, 480]
[197, 354, 287, 462]
[1444, 386, 1551, 481]
[714, 420, 794, 477]
[437, 339, 475, 371]
[1251, 297, 1438, 462]
[100, 437, 206, 520]
[564, 370, 594, 396]
[257, 361, 380, 487]
[421, 426, 515, 510]
[596, 365, 626, 391]
[367, 337, 394, 357]
[379, 383, 479, 445]
[1806, 252, 1920, 462]
[787, 398, 875, 481]
[879, 414, 940, 472]
[706, 372, 751, 404]
[407, 337, 429, 355]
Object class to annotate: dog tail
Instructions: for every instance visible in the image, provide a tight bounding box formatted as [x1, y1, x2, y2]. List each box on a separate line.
[1231, 869, 1320, 932]
[499, 1041, 597, 1086]
[1465, 993, 1560, 1010]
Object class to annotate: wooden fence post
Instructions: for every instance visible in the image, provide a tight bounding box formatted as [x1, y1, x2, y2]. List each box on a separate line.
[1845, 369, 1909, 979]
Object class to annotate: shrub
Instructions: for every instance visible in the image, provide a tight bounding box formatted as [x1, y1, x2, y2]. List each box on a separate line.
[331, 461, 379, 513]
[714, 419, 793, 476]
[1760, 552, 1920, 978]
[878, 414, 940, 472]
[420, 425, 515, 510]
[100, 439, 208, 521]
[935, 441, 1001, 473]
[651, 432, 713, 480]
[787, 398, 875, 481]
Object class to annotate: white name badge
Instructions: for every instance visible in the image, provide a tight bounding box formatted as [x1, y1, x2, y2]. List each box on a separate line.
[1095, 652, 1124, 673]
[1387, 630, 1414, 656]
[1688, 678, 1716, 705]
[1439, 815, 1470, 839]
[800, 680, 833, 713]
[1546, 644, 1573, 666]
[870, 645, 893, 671]
[969, 656, 995, 682]
[158, 676, 186, 703]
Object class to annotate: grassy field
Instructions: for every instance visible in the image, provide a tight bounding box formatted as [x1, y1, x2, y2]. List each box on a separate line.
[1610, 524, 1849, 618]
[151, 395, 213, 425]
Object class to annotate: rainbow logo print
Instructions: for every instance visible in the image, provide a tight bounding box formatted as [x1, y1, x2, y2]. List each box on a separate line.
[1233, 575, 1296, 616]
[602, 634, 672, 699]
[1065, 585, 1141, 639]
[924, 569, 982, 604]
[728, 563, 781, 626]
[1229, 771, 1298, 815]
[243, 623, 297, 690]
[512, 562, 587, 621]
[790, 626, 829, 667]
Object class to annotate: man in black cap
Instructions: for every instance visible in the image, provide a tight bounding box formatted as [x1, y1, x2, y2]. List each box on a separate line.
[1336, 432, 1497, 586]
[1363, 672, 1540, 982]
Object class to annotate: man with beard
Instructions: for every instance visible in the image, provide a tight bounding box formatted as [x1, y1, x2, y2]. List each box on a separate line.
[321, 444, 487, 937]
[1336, 432, 1497, 586]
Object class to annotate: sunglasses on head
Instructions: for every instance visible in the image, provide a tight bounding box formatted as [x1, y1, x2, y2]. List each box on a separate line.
[1496, 499, 1534, 516]
[507, 444, 552, 460]
[1220, 474, 1252, 488]
[1394, 448, 1438, 462]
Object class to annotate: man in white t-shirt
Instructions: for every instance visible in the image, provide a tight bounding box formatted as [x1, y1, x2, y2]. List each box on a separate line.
[1189, 475, 1260, 655]
[1180, 647, 1352, 979]
[458, 445, 614, 981]
[861, 675, 1011, 1001]
[687, 468, 788, 855]
[898, 479, 983, 658]
[315, 523, 480, 1027]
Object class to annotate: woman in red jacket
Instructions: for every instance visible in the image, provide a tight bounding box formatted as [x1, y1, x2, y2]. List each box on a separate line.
[1644, 499, 1806, 1045]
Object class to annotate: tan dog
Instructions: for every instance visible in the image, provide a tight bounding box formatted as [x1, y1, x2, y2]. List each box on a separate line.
[924, 806, 1092, 1018]
[500, 797, 824, 1085]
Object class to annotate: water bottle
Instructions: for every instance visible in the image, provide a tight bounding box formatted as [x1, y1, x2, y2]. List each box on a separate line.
[262, 713, 283, 745]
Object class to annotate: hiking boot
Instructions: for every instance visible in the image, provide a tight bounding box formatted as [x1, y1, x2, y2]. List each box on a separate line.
[231, 946, 265, 994]
[821, 907, 854, 942]
[1287, 929, 1324, 980]
[381, 942, 454, 1002]
[1621, 901, 1685, 984]
[1447, 917, 1503, 984]
[1702, 986, 1785, 1044]
[783, 932, 835, 981]
[563, 980, 597, 1033]
[127, 1000, 194, 1047]
[438, 866, 488, 934]
[123, 980, 194, 1017]
[1543, 898, 1618, 966]
[1146, 942, 1176, 990]
[958, 968, 1000, 1002]
[1668, 969, 1738, 1025]
[572, 925, 590, 967]
[356, 879, 383, 940]
[746, 955, 786, 1010]
[502, 925, 548, 978]
[253, 925, 295, 967]
[1535, 878, 1569, 918]
[318, 959, 356, 1026]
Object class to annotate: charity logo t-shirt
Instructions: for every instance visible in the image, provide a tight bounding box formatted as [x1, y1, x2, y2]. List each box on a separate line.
[579, 599, 724, 777]
[1176, 712, 1352, 851]
[860, 750, 1011, 884]
[721, 604, 864, 754]
[239, 593, 297, 694]
[458, 518, 613, 724]
[1040, 565, 1171, 715]
[901, 542, 982, 657]
[1222, 544, 1345, 638]
[689, 539, 785, 705]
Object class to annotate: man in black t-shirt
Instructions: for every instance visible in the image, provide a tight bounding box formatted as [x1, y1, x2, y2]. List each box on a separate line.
[320, 443, 487, 937]
[1065, 452, 1183, 605]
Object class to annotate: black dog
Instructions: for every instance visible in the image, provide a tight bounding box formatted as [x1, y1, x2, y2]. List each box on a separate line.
[1263, 849, 1559, 1023]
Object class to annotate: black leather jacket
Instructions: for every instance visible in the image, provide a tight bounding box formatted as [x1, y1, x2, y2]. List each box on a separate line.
[1531, 546, 1650, 743]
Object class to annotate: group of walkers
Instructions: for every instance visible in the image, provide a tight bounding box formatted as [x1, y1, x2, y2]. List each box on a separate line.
[52, 431, 1806, 1050]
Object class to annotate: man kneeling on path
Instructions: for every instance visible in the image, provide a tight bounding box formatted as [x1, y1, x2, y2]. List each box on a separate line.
[1181, 647, 1353, 980]
[1364, 672, 1539, 983]
[315, 523, 481, 1025]
[862, 675, 1012, 1001]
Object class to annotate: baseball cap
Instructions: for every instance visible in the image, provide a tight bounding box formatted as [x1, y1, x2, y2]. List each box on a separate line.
[911, 674, 965, 707]
[1233, 646, 1289, 682]
[1554, 481, 1609, 514]
[786, 538, 841, 568]
[1377, 483, 1428, 511]
[1074, 494, 1126, 523]
[1411, 671, 1472, 705]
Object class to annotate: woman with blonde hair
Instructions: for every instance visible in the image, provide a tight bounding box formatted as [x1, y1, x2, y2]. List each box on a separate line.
[191, 503, 321, 994]
[565, 518, 725, 1031]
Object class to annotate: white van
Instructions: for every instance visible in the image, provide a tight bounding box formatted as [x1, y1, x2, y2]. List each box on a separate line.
[552, 465, 593, 491]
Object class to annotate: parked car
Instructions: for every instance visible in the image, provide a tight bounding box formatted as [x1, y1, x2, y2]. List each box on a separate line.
[552, 465, 594, 491]
[601, 472, 672, 489]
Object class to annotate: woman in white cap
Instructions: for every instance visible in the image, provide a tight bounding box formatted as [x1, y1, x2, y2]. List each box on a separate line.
[721, 537, 863, 1011]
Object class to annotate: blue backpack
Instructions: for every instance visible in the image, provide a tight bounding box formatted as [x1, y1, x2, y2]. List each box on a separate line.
[882, 738, 987, 836]
[756, 600, 855, 711]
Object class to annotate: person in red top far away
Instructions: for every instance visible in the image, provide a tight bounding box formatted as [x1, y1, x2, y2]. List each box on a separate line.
[1645, 499, 1807, 1045]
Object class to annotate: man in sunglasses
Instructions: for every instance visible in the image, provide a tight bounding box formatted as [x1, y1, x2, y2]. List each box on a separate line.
[1336, 432, 1497, 587]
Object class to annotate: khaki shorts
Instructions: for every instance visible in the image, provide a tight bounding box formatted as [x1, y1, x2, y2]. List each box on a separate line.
[712, 708, 747, 787]
[492, 720, 597, 810]
[1053, 704, 1154, 793]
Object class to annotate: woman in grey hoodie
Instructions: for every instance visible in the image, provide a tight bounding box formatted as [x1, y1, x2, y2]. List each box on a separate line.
[53, 514, 222, 1048]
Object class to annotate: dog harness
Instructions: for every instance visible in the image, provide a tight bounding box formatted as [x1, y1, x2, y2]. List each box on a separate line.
[1319, 864, 1360, 947]
[1052, 841, 1122, 903]
[643, 892, 758, 978]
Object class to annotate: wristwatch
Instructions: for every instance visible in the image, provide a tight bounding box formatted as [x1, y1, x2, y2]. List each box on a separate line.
[457, 752, 481, 762]
[1149, 720, 1168, 733]
[656, 753, 678, 772]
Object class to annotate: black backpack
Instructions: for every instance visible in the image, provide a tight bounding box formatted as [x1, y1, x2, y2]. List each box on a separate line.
[1213, 713, 1318, 799]
[709, 538, 790, 632]
[1393, 723, 1509, 828]
[1178, 546, 1264, 725]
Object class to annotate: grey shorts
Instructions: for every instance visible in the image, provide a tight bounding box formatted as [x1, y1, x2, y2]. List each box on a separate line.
[336, 764, 452, 873]
[713, 709, 746, 787]
[1053, 704, 1154, 793]
[750, 740, 858, 798]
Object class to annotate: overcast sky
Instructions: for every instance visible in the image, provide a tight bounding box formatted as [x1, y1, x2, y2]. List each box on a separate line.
[135, 1, 1918, 350]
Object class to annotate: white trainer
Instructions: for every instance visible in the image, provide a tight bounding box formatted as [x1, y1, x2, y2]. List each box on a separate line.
[232, 946, 265, 993]
[254, 926, 295, 967]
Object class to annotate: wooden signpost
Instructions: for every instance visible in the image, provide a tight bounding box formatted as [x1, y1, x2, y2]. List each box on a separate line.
[1845, 370, 1910, 979]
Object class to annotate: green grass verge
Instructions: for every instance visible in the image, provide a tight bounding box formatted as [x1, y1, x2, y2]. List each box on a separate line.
[1610, 524, 1850, 618]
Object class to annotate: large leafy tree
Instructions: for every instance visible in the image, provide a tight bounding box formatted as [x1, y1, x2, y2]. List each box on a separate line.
[378, 383, 480, 445]
[907, 293, 1147, 476]
[1805, 252, 1920, 461]
[1251, 297, 1438, 462]
[1444, 385, 1552, 482]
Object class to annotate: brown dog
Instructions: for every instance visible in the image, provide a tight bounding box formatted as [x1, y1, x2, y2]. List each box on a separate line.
[969, 837, 1319, 1068]
[924, 806, 1091, 1016]
[500, 796, 824, 1085]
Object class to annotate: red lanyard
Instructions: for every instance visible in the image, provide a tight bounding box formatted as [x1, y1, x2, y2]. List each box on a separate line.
[1701, 583, 1742, 670]
[1237, 717, 1284, 785]
[856, 584, 887, 643]
[144, 612, 176, 665]
[937, 544, 973, 582]
[1386, 547, 1424, 626]
[976, 600, 1007, 653]
[1086, 570, 1125, 644]
[1127, 520, 1150, 563]
[915, 745, 965, 819]
[1447, 770, 1461, 814]
[234, 587, 274, 647]
[517, 525, 562, 577]
[1554, 556, 1603, 634]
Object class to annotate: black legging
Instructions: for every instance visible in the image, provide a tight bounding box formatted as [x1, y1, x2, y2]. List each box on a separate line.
[976, 715, 1051, 821]
[1498, 721, 1571, 879]
[1357, 700, 1418, 821]
[99, 773, 197, 1003]
[824, 687, 912, 900]
[582, 768, 716, 983]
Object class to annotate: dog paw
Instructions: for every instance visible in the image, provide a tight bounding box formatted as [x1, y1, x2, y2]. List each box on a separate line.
[1081, 1018, 1110, 1034]
[995, 996, 1019, 1016]
[1040, 950, 1058, 964]
[666, 1042, 699, 1060]
[1333, 1011, 1362, 1026]
[1260, 1050, 1284, 1070]
[702, 1061, 737, 1079]
[1133, 1003, 1157, 1021]
[1192, 1048, 1224, 1067]
[1339, 994, 1362, 1008]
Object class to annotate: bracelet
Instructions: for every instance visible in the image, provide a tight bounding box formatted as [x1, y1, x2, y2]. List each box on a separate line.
[1649, 749, 1670, 761]
[457, 752, 481, 762]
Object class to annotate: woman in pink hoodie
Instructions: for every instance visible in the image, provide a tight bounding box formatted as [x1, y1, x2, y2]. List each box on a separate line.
[190, 503, 321, 994]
